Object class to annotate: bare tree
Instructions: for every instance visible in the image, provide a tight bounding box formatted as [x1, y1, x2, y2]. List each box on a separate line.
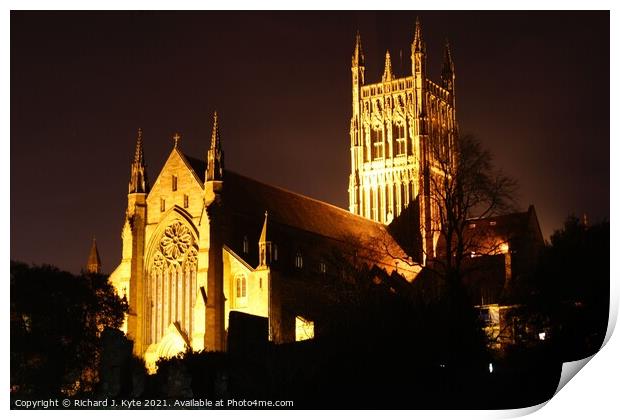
[428, 134, 518, 288]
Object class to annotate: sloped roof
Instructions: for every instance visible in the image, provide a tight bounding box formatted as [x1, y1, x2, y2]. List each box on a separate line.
[222, 170, 389, 244]
[466, 205, 543, 243]
[183, 153, 412, 275]
[183, 154, 207, 184]
[183, 152, 390, 244]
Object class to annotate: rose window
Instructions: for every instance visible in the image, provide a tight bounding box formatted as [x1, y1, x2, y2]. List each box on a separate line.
[160, 222, 193, 261]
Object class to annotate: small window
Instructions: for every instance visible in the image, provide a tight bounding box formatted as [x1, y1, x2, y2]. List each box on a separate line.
[172, 175, 178, 191]
[160, 198, 166, 212]
[489, 221, 497, 226]
[295, 251, 303, 269]
[183, 194, 189, 208]
[319, 261, 327, 274]
[236, 275, 247, 298]
[296, 316, 314, 341]
[469, 223, 476, 229]
[235, 274, 247, 307]
[273, 244, 278, 261]
[243, 236, 249, 254]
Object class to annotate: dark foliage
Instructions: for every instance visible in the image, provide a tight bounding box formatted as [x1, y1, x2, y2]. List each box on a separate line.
[521, 217, 610, 360]
[144, 269, 560, 409]
[10, 261, 128, 398]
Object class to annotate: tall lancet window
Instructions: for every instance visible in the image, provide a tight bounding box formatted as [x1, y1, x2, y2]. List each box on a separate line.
[371, 126, 384, 160]
[393, 121, 406, 156]
[235, 274, 248, 308]
[146, 221, 198, 346]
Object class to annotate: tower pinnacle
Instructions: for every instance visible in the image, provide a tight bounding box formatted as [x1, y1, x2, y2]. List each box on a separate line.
[441, 39, 455, 91]
[382, 50, 394, 82]
[259, 210, 268, 244]
[129, 128, 149, 194]
[413, 17, 425, 53]
[86, 237, 102, 274]
[352, 30, 365, 67]
[206, 111, 224, 182]
[258, 211, 272, 267]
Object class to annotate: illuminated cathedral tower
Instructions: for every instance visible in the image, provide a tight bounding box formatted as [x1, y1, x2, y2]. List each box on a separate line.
[348, 19, 457, 262]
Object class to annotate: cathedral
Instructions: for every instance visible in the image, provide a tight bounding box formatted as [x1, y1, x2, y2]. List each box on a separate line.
[107, 21, 541, 369]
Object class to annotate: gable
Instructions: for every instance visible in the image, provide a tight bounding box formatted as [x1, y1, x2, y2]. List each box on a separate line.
[146, 148, 205, 225]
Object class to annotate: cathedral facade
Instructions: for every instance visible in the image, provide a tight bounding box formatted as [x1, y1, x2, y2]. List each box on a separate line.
[109, 114, 417, 369]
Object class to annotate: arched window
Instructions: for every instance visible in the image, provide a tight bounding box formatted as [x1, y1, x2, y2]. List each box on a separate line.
[235, 274, 248, 308]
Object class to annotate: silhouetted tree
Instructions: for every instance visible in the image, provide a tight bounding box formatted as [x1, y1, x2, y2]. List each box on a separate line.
[527, 216, 609, 359]
[427, 134, 518, 286]
[10, 261, 127, 398]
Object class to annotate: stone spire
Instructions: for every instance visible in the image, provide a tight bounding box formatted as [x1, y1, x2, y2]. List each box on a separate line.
[86, 237, 102, 274]
[411, 17, 427, 80]
[413, 17, 425, 53]
[258, 211, 272, 268]
[382, 50, 394, 82]
[206, 111, 224, 182]
[260, 211, 269, 243]
[128, 128, 149, 194]
[441, 39, 455, 91]
[352, 30, 365, 67]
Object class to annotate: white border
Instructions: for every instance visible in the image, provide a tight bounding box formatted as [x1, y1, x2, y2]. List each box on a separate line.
[3, 2, 616, 419]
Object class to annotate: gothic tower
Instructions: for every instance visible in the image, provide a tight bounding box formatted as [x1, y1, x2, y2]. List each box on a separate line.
[348, 19, 457, 262]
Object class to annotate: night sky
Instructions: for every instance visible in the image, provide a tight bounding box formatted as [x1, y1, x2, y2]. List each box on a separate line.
[11, 11, 609, 274]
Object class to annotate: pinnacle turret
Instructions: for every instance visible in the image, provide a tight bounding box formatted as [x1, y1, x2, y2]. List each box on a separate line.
[258, 211, 272, 268]
[259, 211, 268, 244]
[206, 111, 224, 182]
[413, 17, 425, 53]
[134, 128, 144, 163]
[352, 31, 365, 67]
[128, 128, 149, 194]
[441, 39, 455, 91]
[382, 50, 394, 82]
